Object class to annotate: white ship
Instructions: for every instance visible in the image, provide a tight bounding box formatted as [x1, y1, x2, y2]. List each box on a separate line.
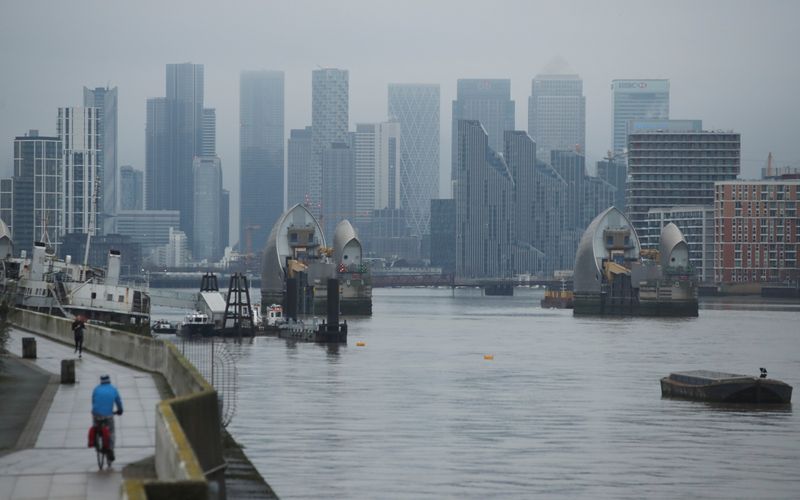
[0, 220, 150, 327]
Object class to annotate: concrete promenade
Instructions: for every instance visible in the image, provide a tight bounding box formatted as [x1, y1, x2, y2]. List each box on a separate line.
[0, 328, 160, 500]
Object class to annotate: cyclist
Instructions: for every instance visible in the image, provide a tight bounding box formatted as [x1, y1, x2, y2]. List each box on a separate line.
[91, 374, 123, 463]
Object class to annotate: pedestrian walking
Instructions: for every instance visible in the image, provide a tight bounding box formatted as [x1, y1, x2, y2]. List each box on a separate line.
[72, 315, 85, 358]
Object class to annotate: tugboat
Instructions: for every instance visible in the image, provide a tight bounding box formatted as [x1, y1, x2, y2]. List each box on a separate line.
[179, 311, 215, 337]
[661, 369, 792, 404]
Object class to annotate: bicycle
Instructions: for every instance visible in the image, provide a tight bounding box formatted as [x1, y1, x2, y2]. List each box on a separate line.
[92, 416, 115, 470]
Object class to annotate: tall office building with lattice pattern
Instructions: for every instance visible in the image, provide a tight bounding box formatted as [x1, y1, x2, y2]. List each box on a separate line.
[388, 83, 439, 237]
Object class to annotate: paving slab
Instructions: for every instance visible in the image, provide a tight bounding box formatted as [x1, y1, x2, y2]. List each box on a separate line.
[0, 328, 161, 500]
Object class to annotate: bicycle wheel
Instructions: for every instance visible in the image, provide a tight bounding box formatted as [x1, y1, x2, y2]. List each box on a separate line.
[95, 432, 106, 470]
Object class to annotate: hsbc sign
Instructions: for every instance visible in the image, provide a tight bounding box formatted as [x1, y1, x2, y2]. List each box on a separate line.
[614, 80, 669, 92]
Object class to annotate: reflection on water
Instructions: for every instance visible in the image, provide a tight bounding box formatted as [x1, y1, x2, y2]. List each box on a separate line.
[156, 288, 800, 499]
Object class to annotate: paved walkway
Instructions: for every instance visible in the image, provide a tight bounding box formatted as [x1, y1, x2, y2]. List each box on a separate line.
[0, 328, 160, 500]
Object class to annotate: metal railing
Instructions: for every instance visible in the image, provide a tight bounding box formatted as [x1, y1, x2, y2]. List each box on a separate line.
[174, 337, 238, 428]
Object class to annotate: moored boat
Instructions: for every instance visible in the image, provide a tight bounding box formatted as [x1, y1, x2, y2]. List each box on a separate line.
[661, 370, 792, 404]
[151, 320, 177, 334]
[179, 311, 215, 337]
[540, 280, 574, 309]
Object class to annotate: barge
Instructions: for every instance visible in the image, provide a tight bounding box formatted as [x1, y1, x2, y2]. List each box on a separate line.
[661, 370, 792, 404]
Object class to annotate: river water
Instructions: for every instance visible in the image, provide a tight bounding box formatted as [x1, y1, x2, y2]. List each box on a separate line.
[157, 288, 800, 499]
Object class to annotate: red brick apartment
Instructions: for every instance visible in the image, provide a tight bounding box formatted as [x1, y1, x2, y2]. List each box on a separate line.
[714, 180, 799, 284]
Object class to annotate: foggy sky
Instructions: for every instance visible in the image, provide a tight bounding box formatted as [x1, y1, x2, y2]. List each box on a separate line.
[1, 0, 798, 244]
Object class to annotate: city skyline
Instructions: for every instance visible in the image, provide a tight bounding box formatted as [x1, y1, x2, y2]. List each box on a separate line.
[1, 1, 798, 244]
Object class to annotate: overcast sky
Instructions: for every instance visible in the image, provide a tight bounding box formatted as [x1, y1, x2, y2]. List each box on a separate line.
[1, 0, 798, 243]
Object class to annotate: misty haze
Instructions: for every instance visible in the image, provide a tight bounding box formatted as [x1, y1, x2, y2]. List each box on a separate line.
[0, 1, 799, 499]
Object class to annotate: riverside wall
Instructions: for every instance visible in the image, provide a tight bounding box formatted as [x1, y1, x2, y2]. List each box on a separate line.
[9, 309, 224, 500]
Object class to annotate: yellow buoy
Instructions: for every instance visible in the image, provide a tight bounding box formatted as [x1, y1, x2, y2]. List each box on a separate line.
[356, 341, 366, 347]
[484, 354, 494, 360]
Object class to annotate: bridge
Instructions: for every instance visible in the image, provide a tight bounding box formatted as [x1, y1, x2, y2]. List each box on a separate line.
[142, 271, 563, 293]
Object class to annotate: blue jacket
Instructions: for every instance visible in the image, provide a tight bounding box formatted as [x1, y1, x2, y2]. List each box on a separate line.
[92, 382, 123, 417]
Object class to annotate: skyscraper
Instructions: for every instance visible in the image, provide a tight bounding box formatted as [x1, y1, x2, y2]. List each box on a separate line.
[451, 79, 514, 181]
[12, 130, 62, 253]
[321, 142, 354, 238]
[311, 68, 349, 219]
[239, 70, 284, 253]
[145, 97, 169, 211]
[192, 156, 221, 262]
[611, 79, 669, 154]
[287, 127, 313, 208]
[83, 86, 118, 219]
[119, 165, 143, 211]
[528, 71, 585, 160]
[202, 108, 216, 156]
[388, 83, 440, 237]
[454, 120, 514, 278]
[354, 121, 401, 234]
[58, 106, 101, 239]
[145, 63, 204, 241]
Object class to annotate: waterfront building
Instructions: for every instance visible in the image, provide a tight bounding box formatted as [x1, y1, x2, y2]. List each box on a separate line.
[321, 143, 355, 238]
[367, 208, 419, 261]
[643, 205, 715, 282]
[354, 121, 401, 236]
[311, 68, 349, 218]
[287, 127, 313, 209]
[550, 150, 613, 230]
[611, 79, 669, 155]
[83, 86, 118, 219]
[11, 130, 62, 254]
[192, 156, 222, 262]
[146, 63, 204, 242]
[111, 209, 180, 254]
[451, 79, 514, 181]
[240, 70, 284, 253]
[550, 150, 615, 273]
[533, 160, 572, 274]
[626, 126, 740, 240]
[528, 70, 585, 160]
[119, 165, 143, 211]
[387, 83, 440, 237]
[430, 198, 456, 273]
[502, 130, 545, 275]
[202, 108, 216, 156]
[714, 180, 799, 284]
[58, 106, 101, 238]
[454, 120, 514, 279]
[0, 178, 12, 238]
[597, 159, 627, 212]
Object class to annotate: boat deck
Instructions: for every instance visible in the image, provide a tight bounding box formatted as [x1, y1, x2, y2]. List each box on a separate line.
[668, 370, 754, 385]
